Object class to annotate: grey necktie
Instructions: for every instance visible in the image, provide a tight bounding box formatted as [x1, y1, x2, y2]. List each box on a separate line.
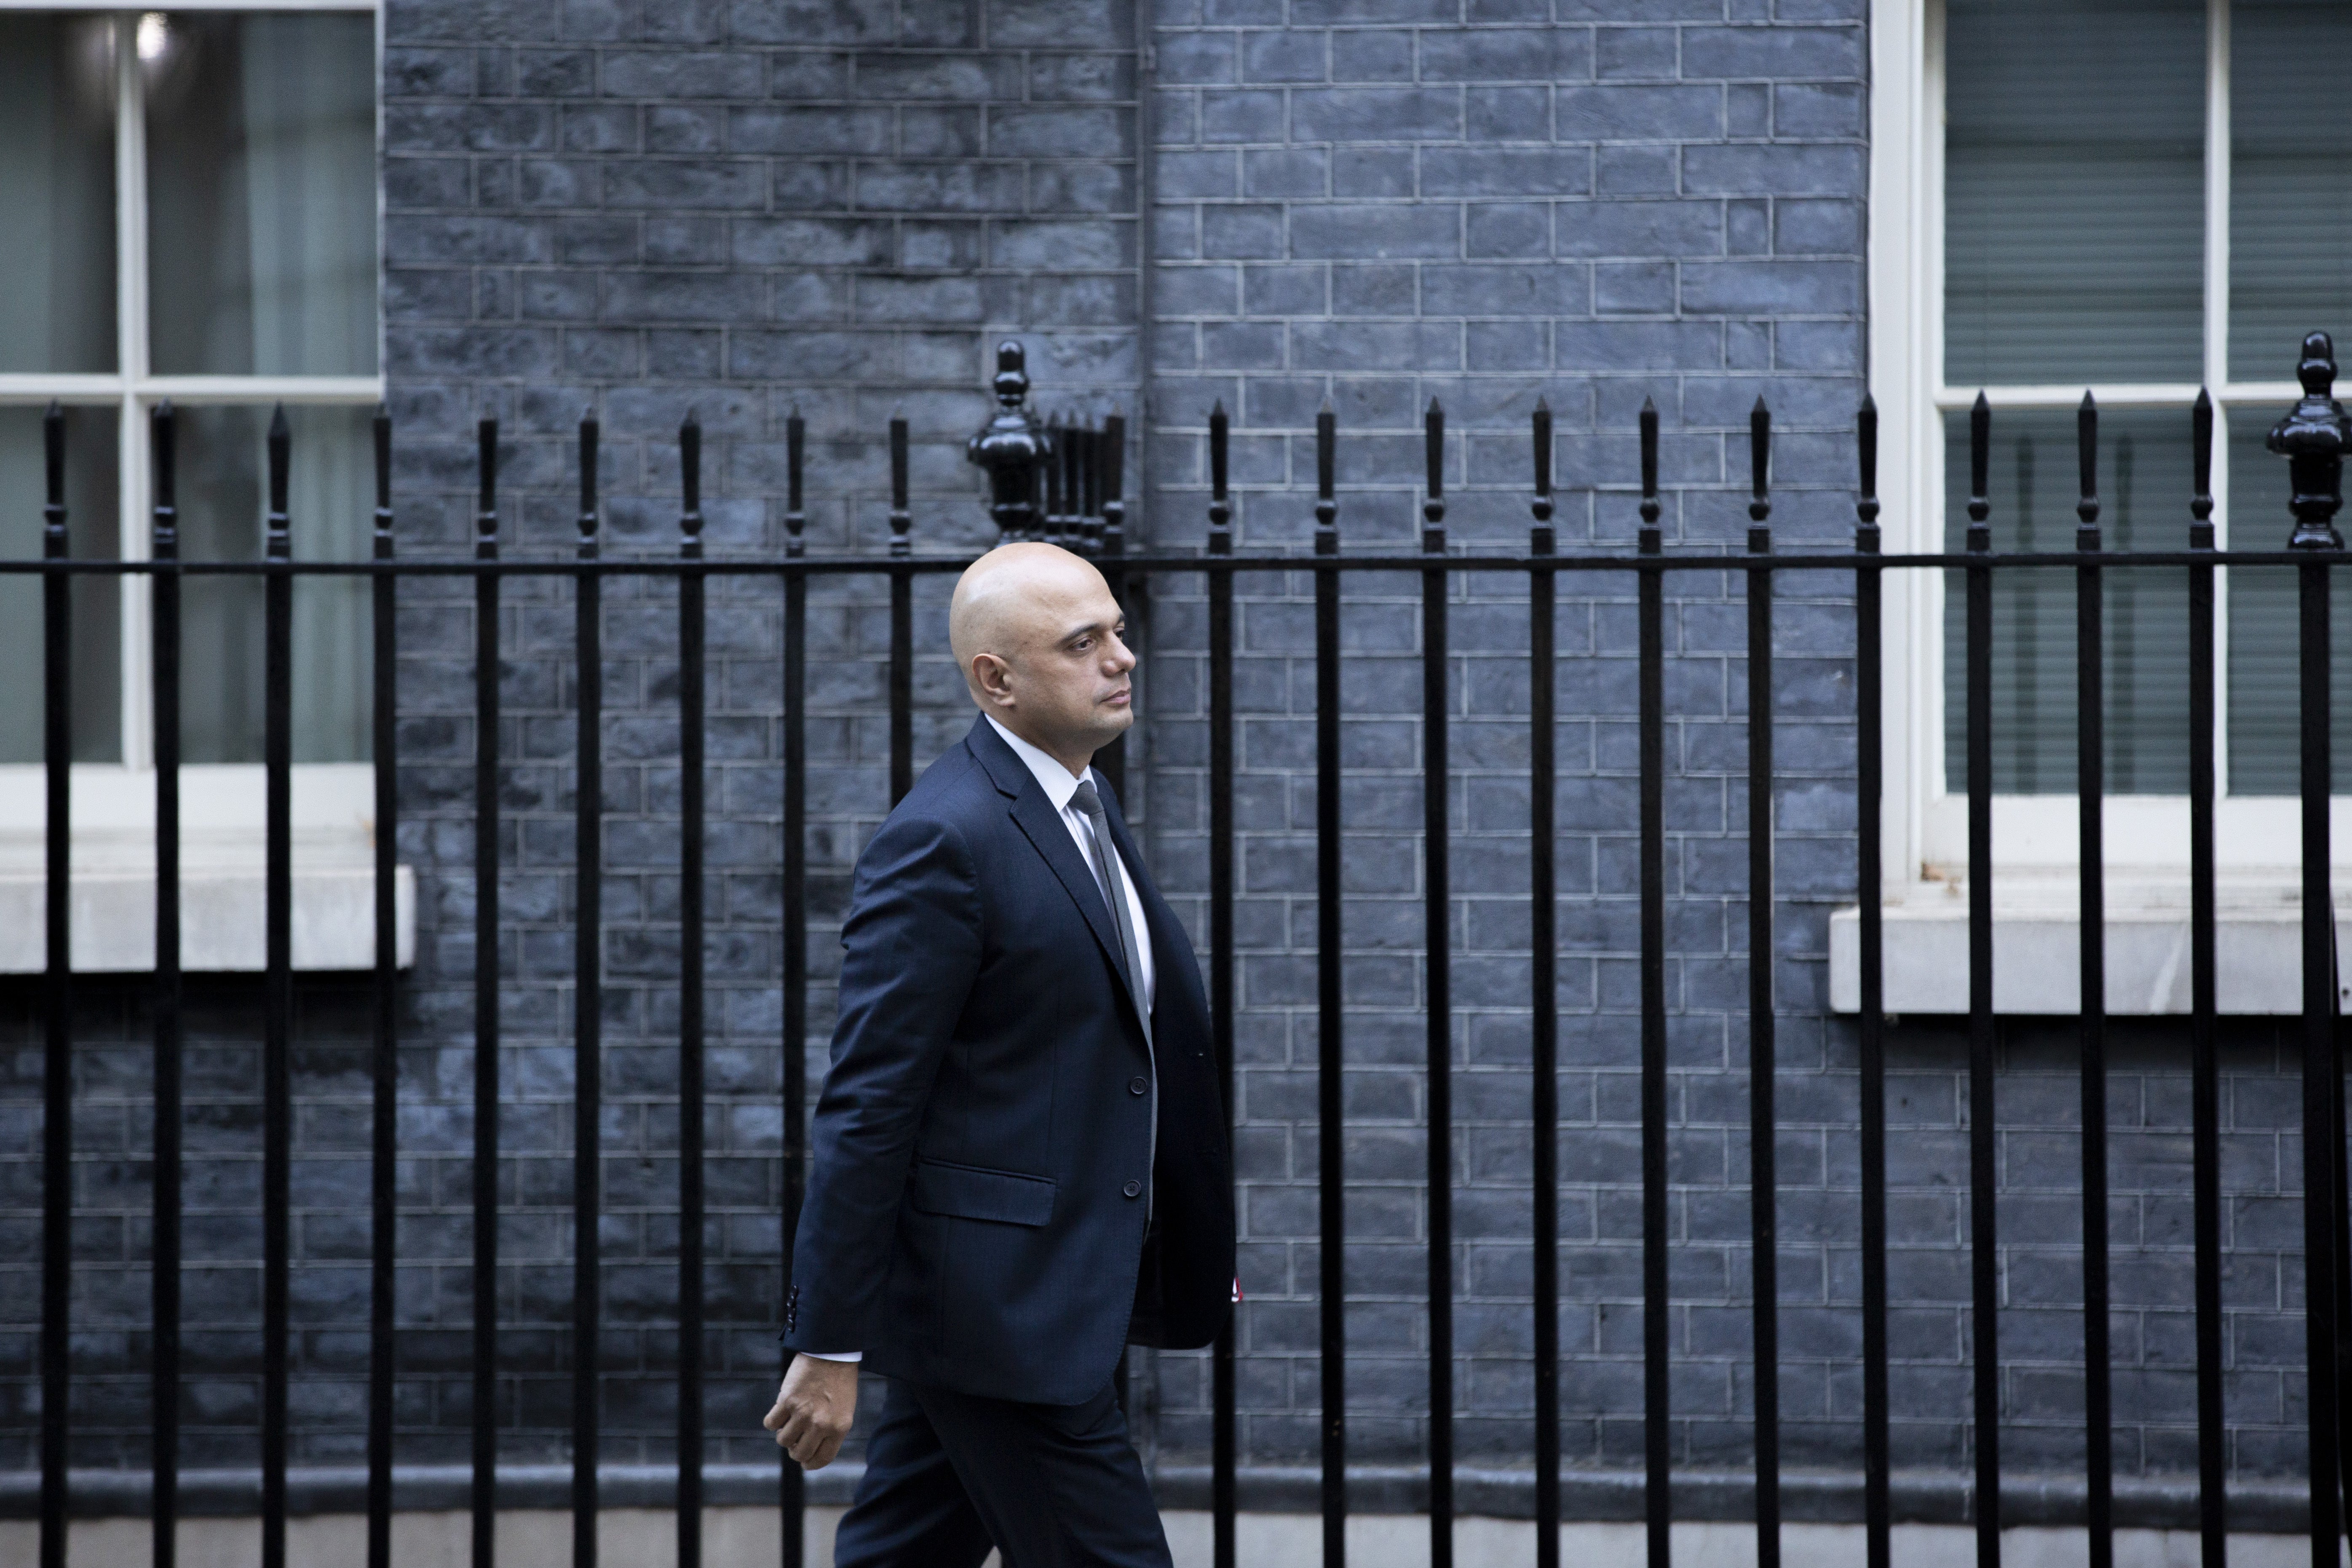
[1073, 779, 1156, 1217]
[1070, 779, 1151, 1052]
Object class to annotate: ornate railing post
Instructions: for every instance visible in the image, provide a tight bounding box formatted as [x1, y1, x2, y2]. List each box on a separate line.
[2268, 330, 2352, 1568]
[2272, 331, 2350, 552]
[966, 340, 1050, 543]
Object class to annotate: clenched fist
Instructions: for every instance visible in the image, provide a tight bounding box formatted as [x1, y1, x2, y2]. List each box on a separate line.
[763, 1354, 860, 1470]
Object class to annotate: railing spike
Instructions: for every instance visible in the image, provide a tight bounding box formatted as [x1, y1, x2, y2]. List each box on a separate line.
[265, 404, 291, 560]
[2077, 393, 2100, 538]
[1423, 398, 1445, 553]
[1748, 399, 1771, 530]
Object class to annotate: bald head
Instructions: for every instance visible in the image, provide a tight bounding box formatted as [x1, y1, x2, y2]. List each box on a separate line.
[950, 542, 1135, 776]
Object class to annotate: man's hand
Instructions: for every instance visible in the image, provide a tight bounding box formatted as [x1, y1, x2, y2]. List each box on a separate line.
[763, 1354, 860, 1470]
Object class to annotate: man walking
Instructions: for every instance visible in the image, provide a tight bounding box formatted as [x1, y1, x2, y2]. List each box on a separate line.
[763, 542, 1234, 1567]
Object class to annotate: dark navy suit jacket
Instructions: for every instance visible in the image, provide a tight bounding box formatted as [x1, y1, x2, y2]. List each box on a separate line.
[781, 715, 1234, 1406]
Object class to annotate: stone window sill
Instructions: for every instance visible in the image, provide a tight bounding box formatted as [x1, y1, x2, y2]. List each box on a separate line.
[1830, 882, 2350, 1016]
[0, 856, 415, 974]
[0, 764, 413, 974]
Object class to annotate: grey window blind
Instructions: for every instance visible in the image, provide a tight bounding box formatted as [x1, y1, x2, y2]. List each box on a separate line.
[2226, 423, 2352, 794]
[1945, 0, 2206, 388]
[2229, 0, 2352, 383]
[0, 14, 115, 375]
[146, 12, 378, 379]
[0, 408, 119, 764]
[176, 404, 375, 765]
[1942, 410, 2194, 795]
[1945, 0, 2352, 800]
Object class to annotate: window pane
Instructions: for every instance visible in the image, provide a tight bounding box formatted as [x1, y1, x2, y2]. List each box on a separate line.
[174, 404, 372, 764]
[2224, 418, 2352, 793]
[2229, 1, 2352, 383]
[1943, 409, 2195, 795]
[0, 407, 120, 763]
[1945, 0, 2206, 385]
[146, 13, 378, 377]
[0, 16, 116, 373]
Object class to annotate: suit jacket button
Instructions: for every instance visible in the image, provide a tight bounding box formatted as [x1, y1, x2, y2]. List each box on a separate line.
[1122, 1180, 1142, 1198]
[1128, 1076, 1148, 1095]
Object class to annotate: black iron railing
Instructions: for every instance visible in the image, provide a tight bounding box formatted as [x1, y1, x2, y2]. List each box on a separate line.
[21, 334, 2352, 1568]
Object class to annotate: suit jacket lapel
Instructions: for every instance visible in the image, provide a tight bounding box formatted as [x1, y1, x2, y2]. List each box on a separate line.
[967, 720, 1136, 1010]
[1006, 783, 1131, 990]
[968, 717, 1164, 1032]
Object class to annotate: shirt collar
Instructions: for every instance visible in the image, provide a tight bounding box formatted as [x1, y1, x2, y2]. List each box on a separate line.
[984, 714, 1093, 813]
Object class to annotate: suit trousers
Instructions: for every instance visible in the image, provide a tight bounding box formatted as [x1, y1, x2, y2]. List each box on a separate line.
[830, 1375, 1173, 1568]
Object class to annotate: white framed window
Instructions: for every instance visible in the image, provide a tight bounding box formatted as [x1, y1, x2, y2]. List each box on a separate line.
[1846, 0, 2352, 1013]
[0, 3, 400, 972]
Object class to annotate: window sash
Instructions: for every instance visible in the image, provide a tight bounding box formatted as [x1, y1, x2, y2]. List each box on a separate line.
[1933, 0, 2352, 802]
[0, 7, 380, 796]
[1869, 0, 2352, 885]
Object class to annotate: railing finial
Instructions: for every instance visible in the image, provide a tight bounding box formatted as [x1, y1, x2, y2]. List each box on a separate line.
[1314, 398, 1337, 555]
[1531, 397, 1554, 550]
[1101, 410, 1126, 560]
[1423, 397, 1445, 554]
[43, 401, 66, 561]
[578, 407, 600, 562]
[372, 405, 394, 563]
[1207, 401, 1231, 557]
[2268, 331, 2349, 551]
[1638, 397, 1660, 541]
[1748, 397, 1771, 538]
[475, 413, 499, 562]
[785, 404, 805, 560]
[2076, 392, 2100, 546]
[1855, 395, 1880, 549]
[966, 339, 1046, 544]
[265, 404, 291, 562]
[2189, 389, 2214, 549]
[888, 411, 910, 559]
[1042, 415, 1065, 546]
[1967, 392, 1991, 551]
[679, 410, 703, 560]
[153, 400, 179, 561]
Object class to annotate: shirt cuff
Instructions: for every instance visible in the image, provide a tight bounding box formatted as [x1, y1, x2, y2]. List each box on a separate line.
[800, 1350, 862, 1362]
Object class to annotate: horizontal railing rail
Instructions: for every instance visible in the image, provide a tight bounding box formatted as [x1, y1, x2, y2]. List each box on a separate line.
[20, 331, 2352, 1568]
[10, 547, 2352, 573]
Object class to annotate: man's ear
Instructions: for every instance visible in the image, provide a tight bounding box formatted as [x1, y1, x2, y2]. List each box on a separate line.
[969, 652, 1015, 709]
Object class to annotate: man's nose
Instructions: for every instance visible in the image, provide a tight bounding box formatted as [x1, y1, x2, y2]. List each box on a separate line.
[1105, 634, 1136, 673]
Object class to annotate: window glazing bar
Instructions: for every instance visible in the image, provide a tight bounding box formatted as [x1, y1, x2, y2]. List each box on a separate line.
[0, 380, 386, 401]
[133, 377, 387, 403]
[117, 13, 147, 770]
[2202, 0, 2230, 398]
[0, 0, 377, 11]
[1937, 385, 2207, 411]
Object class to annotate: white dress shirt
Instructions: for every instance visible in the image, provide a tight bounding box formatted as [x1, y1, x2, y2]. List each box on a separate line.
[799, 720, 1155, 1365]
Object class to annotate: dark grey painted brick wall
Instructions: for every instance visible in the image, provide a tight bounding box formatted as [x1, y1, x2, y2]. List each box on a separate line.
[368, 0, 1143, 1475]
[0, 0, 2333, 1518]
[1136, 0, 1883, 1475]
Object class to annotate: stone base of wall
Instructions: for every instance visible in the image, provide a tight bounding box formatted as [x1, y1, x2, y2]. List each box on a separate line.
[0, 1511, 2324, 1568]
[5, 1461, 2325, 1532]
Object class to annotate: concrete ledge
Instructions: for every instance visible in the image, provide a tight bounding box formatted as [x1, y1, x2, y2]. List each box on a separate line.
[0, 1508, 2326, 1568]
[0, 1464, 2321, 1534]
[0, 763, 411, 972]
[0, 864, 417, 972]
[1830, 893, 2352, 1015]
